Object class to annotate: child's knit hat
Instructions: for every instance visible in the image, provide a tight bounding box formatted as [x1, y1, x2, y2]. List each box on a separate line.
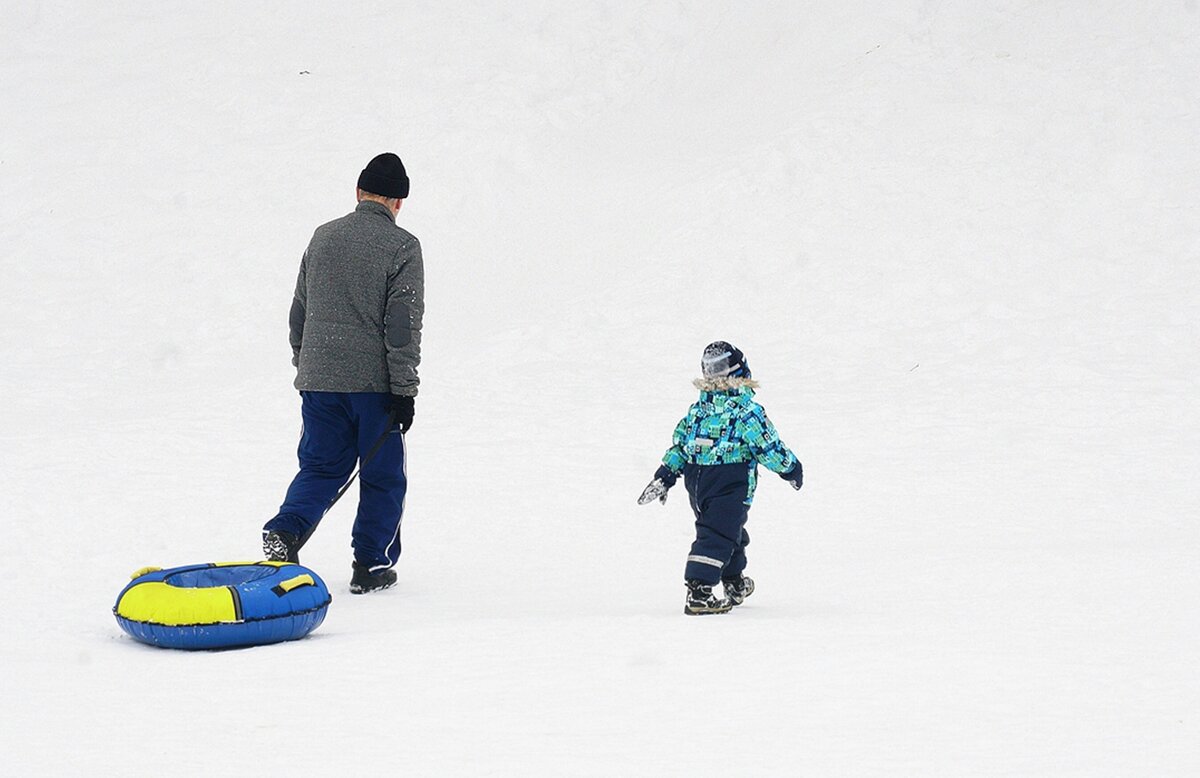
[701, 341, 751, 379]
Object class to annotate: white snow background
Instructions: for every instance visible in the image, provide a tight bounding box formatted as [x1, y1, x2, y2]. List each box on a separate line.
[2, 2, 1198, 775]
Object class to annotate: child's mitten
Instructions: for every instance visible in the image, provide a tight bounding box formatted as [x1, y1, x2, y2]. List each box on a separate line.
[780, 462, 803, 491]
[637, 466, 678, 505]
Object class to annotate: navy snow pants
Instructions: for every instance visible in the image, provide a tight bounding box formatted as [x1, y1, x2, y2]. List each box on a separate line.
[264, 391, 407, 571]
[682, 462, 751, 585]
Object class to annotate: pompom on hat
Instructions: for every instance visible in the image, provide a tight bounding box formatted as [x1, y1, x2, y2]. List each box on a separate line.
[357, 153, 410, 199]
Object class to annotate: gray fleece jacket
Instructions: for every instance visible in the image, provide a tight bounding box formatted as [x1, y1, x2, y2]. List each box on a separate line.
[289, 200, 424, 396]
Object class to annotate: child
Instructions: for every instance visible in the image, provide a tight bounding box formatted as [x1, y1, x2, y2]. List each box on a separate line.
[638, 342, 803, 615]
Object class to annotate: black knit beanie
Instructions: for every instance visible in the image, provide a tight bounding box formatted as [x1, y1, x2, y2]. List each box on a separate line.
[357, 153, 410, 199]
[701, 341, 751, 379]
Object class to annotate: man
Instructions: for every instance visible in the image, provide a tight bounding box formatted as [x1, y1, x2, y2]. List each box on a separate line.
[262, 152, 424, 594]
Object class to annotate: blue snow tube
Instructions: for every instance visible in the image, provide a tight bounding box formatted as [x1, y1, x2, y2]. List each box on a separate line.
[113, 561, 331, 650]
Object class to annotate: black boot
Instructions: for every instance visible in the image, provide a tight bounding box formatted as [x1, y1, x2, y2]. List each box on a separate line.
[350, 562, 397, 594]
[722, 574, 755, 606]
[684, 579, 732, 615]
[263, 530, 301, 564]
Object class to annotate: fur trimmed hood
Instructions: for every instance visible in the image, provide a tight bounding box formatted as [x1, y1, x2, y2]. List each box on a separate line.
[692, 376, 760, 392]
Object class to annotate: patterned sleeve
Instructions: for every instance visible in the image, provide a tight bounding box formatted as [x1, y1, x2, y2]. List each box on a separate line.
[660, 415, 691, 473]
[742, 404, 797, 474]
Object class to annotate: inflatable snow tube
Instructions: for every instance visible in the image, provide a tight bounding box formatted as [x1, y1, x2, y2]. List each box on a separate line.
[113, 561, 331, 650]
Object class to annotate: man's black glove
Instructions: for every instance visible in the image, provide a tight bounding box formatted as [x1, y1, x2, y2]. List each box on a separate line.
[638, 465, 679, 505]
[780, 462, 803, 491]
[389, 394, 415, 433]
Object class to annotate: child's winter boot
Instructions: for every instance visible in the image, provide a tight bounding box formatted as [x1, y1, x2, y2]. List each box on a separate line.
[684, 579, 733, 615]
[722, 574, 755, 606]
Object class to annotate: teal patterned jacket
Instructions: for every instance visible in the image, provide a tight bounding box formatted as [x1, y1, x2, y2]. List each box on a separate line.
[661, 382, 798, 505]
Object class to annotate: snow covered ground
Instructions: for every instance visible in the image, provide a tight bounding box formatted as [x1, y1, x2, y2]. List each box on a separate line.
[2, 2, 1198, 774]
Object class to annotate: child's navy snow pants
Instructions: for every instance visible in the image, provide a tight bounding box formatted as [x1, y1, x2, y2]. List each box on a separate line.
[682, 462, 751, 585]
[264, 391, 407, 570]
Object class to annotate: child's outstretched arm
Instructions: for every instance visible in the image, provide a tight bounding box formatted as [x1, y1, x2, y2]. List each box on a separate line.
[744, 408, 803, 491]
[637, 418, 688, 505]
